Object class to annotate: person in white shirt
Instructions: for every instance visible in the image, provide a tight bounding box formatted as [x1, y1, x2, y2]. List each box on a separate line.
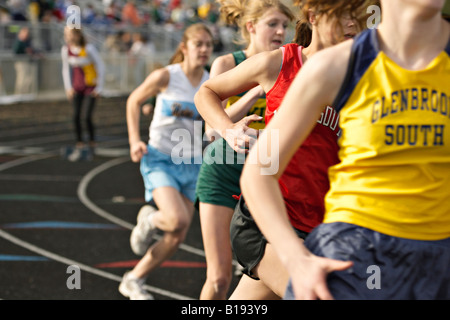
[61, 27, 105, 161]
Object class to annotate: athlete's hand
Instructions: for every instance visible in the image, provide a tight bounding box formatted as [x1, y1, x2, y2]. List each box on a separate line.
[223, 114, 262, 153]
[288, 253, 353, 300]
[129, 140, 148, 163]
[66, 89, 75, 101]
[91, 89, 100, 98]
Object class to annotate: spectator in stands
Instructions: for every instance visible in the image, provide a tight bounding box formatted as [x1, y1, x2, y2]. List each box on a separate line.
[105, 0, 122, 23]
[121, 0, 142, 26]
[129, 32, 156, 86]
[0, 6, 12, 23]
[29, 0, 40, 23]
[82, 3, 97, 24]
[7, 0, 27, 21]
[61, 27, 105, 161]
[13, 26, 41, 95]
[103, 31, 130, 54]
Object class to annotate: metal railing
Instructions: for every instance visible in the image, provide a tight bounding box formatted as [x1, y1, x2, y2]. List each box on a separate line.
[0, 19, 295, 104]
[0, 21, 197, 54]
[0, 20, 239, 104]
[0, 50, 172, 104]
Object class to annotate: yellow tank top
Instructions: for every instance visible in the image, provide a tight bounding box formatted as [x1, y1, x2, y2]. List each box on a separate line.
[325, 29, 450, 240]
[226, 95, 266, 130]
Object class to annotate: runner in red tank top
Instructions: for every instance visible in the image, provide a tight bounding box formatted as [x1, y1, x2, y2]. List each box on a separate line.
[195, 0, 369, 299]
[267, 43, 340, 233]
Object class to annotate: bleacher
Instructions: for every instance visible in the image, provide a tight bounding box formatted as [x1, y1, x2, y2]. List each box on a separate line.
[0, 0, 242, 103]
[0, 0, 297, 104]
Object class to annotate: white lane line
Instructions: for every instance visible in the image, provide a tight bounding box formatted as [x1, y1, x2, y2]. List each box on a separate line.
[0, 229, 193, 300]
[77, 157, 136, 230]
[0, 173, 81, 182]
[77, 157, 207, 258]
[0, 154, 194, 300]
[0, 154, 53, 172]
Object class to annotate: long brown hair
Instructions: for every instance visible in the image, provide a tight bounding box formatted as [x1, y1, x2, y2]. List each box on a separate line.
[218, 0, 295, 46]
[169, 23, 213, 64]
[65, 27, 87, 47]
[292, 0, 379, 46]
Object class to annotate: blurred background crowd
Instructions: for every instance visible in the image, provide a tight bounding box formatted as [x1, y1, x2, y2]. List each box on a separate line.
[0, 0, 263, 102]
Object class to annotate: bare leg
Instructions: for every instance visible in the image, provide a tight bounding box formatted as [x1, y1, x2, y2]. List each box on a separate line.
[252, 243, 290, 297]
[130, 186, 194, 279]
[229, 274, 280, 300]
[199, 203, 234, 300]
[229, 242, 294, 299]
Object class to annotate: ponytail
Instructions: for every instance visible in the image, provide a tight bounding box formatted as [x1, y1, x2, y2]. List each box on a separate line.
[293, 19, 312, 47]
[292, 0, 379, 46]
[218, 0, 246, 26]
[169, 46, 184, 64]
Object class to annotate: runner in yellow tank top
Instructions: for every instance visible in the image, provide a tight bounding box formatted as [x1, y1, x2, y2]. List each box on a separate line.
[325, 27, 450, 240]
[241, 0, 450, 300]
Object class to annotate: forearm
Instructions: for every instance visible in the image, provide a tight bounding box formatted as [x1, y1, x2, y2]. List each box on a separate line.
[126, 97, 142, 145]
[240, 163, 310, 270]
[195, 86, 234, 137]
[224, 86, 263, 123]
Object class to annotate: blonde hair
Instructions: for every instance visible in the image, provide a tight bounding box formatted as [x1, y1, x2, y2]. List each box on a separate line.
[292, 0, 379, 46]
[169, 23, 213, 64]
[218, 0, 295, 46]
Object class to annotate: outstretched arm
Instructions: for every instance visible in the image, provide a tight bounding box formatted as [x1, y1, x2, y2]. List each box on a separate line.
[195, 50, 281, 152]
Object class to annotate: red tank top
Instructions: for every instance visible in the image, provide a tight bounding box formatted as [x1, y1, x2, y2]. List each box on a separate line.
[266, 43, 341, 232]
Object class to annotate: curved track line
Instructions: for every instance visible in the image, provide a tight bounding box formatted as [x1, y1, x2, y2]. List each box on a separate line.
[77, 157, 136, 229]
[77, 157, 207, 258]
[0, 154, 53, 172]
[0, 229, 193, 300]
[0, 154, 193, 299]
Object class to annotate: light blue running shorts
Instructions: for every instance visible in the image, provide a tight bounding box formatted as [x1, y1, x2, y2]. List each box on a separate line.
[140, 145, 201, 203]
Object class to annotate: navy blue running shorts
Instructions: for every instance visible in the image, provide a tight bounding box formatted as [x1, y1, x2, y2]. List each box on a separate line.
[284, 222, 450, 299]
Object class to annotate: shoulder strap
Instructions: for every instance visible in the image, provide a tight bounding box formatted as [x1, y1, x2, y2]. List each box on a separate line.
[232, 50, 247, 66]
[332, 28, 379, 112]
[445, 35, 450, 56]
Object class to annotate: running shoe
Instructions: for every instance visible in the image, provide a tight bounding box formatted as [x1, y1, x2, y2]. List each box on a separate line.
[68, 147, 82, 162]
[119, 271, 154, 300]
[130, 205, 158, 256]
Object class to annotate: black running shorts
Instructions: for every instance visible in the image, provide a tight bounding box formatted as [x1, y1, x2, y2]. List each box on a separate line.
[231, 196, 308, 280]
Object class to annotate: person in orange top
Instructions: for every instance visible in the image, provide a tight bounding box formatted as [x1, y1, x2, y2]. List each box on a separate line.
[121, 0, 142, 26]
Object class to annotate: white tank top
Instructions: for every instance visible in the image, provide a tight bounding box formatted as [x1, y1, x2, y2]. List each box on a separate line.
[149, 63, 209, 161]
